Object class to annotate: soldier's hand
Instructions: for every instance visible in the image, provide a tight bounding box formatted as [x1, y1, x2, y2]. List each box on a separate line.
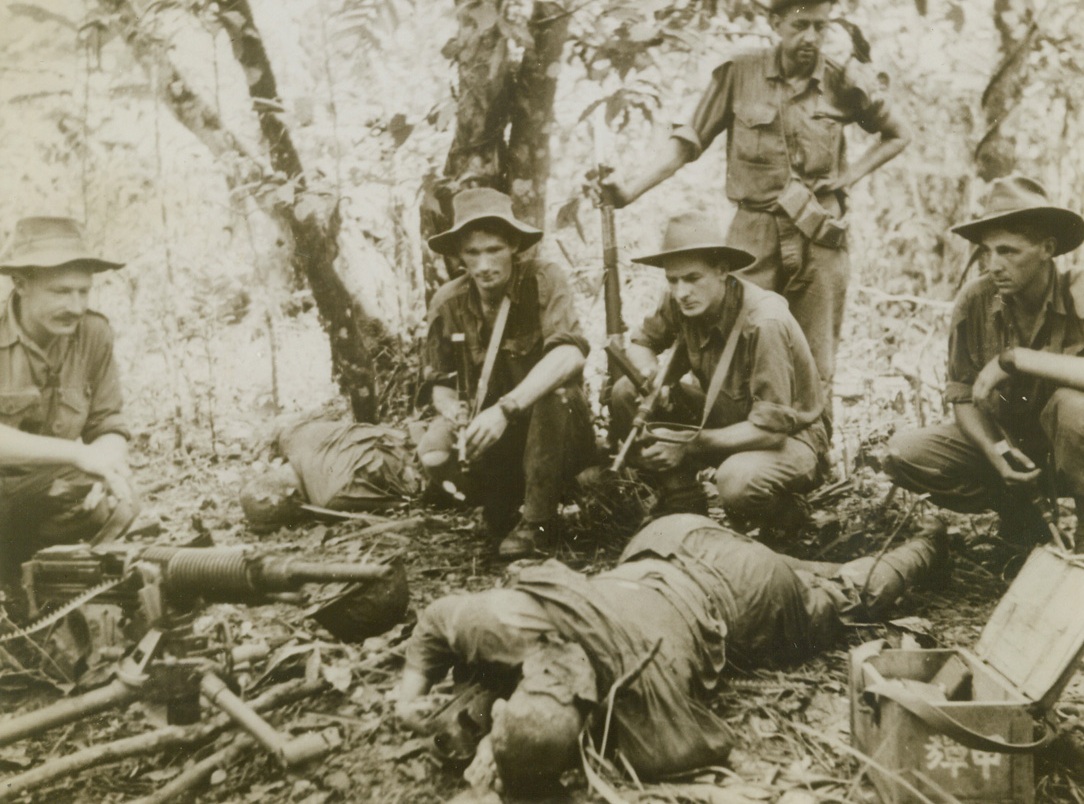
[973, 357, 1011, 416]
[989, 445, 1041, 488]
[463, 406, 509, 462]
[585, 166, 631, 209]
[639, 437, 687, 471]
[73, 442, 133, 503]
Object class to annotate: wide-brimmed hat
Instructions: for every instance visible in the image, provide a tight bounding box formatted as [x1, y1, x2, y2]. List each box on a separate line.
[632, 211, 756, 270]
[951, 176, 1084, 256]
[427, 188, 542, 256]
[0, 217, 123, 275]
[765, 0, 836, 14]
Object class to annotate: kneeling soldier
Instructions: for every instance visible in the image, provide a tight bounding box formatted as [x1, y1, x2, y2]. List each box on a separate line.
[885, 176, 1084, 549]
[611, 212, 827, 533]
[417, 189, 595, 559]
[0, 217, 139, 581]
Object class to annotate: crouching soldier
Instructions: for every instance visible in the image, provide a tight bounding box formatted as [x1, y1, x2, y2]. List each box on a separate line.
[0, 217, 139, 581]
[611, 212, 828, 534]
[885, 176, 1084, 550]
[417, 189, 595, 559]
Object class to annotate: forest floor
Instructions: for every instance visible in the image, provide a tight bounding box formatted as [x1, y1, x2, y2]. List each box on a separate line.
[3, 334, 1084, 803]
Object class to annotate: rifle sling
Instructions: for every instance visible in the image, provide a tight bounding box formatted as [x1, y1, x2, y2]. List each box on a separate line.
[698, 279, 748, 431]
[473, 295, 512, 415]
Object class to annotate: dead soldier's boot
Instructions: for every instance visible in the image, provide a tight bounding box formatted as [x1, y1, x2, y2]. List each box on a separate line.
[836, 518, 950, 621]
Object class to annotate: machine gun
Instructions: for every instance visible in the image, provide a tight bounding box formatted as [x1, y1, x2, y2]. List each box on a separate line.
[0, 542, 408, 769]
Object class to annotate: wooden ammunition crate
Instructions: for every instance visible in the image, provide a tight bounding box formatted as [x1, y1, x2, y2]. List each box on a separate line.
[850, 546, 1084, 803]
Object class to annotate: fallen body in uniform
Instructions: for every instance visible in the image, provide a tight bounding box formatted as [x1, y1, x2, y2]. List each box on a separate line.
[394, 513, 946, 797]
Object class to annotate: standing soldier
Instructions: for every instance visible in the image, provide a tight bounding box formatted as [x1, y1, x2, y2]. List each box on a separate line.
[0, 217, 139, 581]
[416, 189, 595, 559]
[601, 0, 911, 402]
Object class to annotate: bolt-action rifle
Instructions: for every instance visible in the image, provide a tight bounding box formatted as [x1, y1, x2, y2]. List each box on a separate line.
[610, 346, 687, 473]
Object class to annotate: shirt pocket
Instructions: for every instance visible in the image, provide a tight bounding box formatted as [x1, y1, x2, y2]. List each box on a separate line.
[0, 389, 44, 433]
[53, 386, 90, 440]
[733, 102, 782, 165]
[800, 99, 846, 177]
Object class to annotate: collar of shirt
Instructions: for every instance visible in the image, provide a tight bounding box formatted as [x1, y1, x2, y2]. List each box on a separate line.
[0, 293, 21, 349]
[766, 45, 826, 94]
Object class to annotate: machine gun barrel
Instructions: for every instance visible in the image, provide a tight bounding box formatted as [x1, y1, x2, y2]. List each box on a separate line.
[22, 544, 395, 615]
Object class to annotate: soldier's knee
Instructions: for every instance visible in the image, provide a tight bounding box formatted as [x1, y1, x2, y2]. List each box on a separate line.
[883, 430, 920, 482]
[1044, 388, 1084, 438]
[715, 461, 770, 514]
[610, 376, 637, 410]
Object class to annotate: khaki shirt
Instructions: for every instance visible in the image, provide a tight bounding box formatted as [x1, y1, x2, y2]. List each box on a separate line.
[423, 259, 589, 407]
[631, 277, 827, 456]
[672, 47, 900, 207]
[0, 293, 129, 444]
[947, 267, 1084, 445]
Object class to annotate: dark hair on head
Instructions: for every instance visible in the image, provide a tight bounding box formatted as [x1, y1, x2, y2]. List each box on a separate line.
[460, 218, 521, 250]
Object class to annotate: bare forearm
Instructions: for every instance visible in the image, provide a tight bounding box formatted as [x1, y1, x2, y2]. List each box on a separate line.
[0, 424, 85, 468]
[503, 345, 585, 410]
[954, 403, 1002, 464]
[627, 343, 660, 379]
[618, 139, 693, 206]
[840, 124, 910, 189]
[691, 421, 786, 460]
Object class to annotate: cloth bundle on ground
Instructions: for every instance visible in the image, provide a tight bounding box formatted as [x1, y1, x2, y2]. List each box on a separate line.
[241, 419, 421, 531]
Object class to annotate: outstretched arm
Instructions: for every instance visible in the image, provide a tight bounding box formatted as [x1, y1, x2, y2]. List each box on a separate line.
[601, 138, 695, 208]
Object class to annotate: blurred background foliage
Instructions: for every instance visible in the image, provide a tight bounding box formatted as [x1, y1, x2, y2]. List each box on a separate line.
[0, 0, 1082, 460]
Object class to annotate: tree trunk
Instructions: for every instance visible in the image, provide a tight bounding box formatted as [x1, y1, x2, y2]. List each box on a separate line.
[506, 2, 570, 227]
[975, 0, 1038, 181]
[443, 0, 513, 189]
[104, 0, 381, 422]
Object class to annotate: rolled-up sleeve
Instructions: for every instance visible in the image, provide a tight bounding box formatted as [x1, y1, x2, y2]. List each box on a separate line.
[630, 293, 679, 354]
[537, 262, 589, 357]
[419, 298, 458, 405]
[843, 59, 902, 137]
[81, 318, 130, 443]
[672, 62, 735, 160]
[745, 317, 821, 434]
[945, 305, 979, 405]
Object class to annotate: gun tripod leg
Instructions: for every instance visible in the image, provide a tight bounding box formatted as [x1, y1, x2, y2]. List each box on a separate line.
[199, 672, 338, 767]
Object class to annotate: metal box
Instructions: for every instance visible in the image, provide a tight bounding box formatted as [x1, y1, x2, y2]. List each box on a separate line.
[849, 546, 1084, 803]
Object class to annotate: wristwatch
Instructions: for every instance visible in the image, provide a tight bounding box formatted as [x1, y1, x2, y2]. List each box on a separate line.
[497, 395, 522, 421]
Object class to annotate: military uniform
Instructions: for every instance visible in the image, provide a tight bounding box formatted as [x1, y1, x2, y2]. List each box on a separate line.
[404, 514, 943, 779]
[0, 295, 138, 575]
[673, 46, 905, 390]
[418, 258, 595, 535]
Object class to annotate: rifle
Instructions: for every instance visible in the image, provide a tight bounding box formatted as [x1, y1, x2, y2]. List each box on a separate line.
[0, 543, 408, 768]
[610, 346, 685, 473]
[593, 112, 625, 413]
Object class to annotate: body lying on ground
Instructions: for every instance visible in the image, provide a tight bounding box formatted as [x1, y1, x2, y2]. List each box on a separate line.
[395, 513, 945, 798]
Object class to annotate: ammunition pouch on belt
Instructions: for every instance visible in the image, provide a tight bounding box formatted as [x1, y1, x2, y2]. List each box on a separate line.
[777, 181, 847, 249]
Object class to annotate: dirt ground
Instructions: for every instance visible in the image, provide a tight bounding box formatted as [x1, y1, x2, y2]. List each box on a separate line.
[3, 420, 1084, 804]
